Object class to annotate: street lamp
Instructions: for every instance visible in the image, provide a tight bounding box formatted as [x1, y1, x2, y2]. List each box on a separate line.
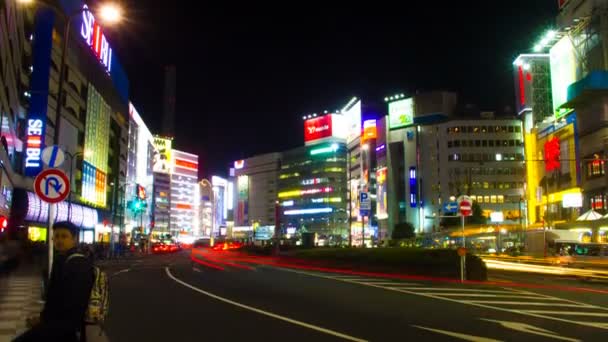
[17, 0, 122, 144]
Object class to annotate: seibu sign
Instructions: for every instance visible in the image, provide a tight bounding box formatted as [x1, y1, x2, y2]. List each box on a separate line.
[80, 5, 113, 74]
[25, 119, 45, 177]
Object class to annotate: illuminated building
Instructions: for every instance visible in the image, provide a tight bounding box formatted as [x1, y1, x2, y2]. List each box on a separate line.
[8, 0, 131, 238]
[279, 136, 348, 239]
[384, 92, 525, 234]
[233, 153, 281, 228]
[152, 136, 173, 233]
[170, 149, 199, 236]
[515, 0, 608, 239]
[126, 104, 156, 235]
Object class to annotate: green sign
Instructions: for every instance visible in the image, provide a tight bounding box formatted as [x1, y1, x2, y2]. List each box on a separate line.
[388, 98, 414, 129]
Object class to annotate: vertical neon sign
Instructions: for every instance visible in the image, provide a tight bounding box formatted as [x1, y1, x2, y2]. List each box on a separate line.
[80, 5, 112, 73]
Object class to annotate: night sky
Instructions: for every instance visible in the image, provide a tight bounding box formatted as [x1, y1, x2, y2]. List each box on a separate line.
[105, 0, 557, 178]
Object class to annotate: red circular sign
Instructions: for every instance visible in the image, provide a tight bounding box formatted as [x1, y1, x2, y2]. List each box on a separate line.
[458, 196, 472, 216]
[34, 169, 70, 204]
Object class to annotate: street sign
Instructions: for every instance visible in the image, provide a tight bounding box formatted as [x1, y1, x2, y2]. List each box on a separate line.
[359, 192, 371, 216]
[443, 202, 458, 214]
[41, 145, 65, 168]
[457, 195, 473, 217]
[34, 168, 70, 204]
[457, 247, 467, 257]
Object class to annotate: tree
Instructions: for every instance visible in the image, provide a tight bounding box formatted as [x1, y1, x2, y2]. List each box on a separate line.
[392, 222, 415, 240]
[467, 202, 487, 225]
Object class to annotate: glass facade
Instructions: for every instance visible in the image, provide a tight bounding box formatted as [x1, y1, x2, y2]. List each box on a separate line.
[278, 142, 348, 238]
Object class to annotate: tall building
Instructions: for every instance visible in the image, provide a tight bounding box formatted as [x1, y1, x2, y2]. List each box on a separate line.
[233, 153, 281, 229]
[10, 0, 131, 243]
[152, 136, 173, 235]
[170, 149, 199, 236]
[126, 104, 155, 235]
[162, 65, 176, 137]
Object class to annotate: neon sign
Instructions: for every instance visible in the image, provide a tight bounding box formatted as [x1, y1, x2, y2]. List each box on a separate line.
[25, 119, 44, 175]
[80, 5, 112, 73]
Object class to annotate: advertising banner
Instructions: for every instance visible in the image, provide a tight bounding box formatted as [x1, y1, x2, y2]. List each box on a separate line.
[343, 100, 362, 144]
[388, 98, 414, 129]
[304, 115, 333, 143]
[376, 167, 388, 219]
[550, 36, 578, 118]
[153, 137, 173, 173]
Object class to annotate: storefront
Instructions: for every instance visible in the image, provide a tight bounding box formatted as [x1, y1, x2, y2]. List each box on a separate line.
[10, 189, 100, 243]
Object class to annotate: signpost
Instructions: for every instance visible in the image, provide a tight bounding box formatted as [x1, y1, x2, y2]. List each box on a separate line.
[457, 195, 472, 282]
[359, 192, 371, 247]
[41, 145, 66, 168]
[443, 202, 458, 214]
[34, 168, 70, 277]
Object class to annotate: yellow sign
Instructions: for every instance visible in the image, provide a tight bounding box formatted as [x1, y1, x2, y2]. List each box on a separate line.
[153, 136, 173, 173]
[28, 227, 47, 242]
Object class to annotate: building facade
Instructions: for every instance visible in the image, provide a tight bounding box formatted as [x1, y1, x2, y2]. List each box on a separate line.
[170, 149, 199, 236]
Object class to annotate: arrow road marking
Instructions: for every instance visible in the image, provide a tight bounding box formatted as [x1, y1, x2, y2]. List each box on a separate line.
[481, 319, 580, 342]
[412, 325, 502, 342]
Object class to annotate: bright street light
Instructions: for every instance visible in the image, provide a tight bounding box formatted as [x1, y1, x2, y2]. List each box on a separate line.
[98, 3, 122, 23]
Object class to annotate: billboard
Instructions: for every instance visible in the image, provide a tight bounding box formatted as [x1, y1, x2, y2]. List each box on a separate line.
[388, 98, 414, 129]
[376, 167, 388, 219]
[153, 137, 173, 173]
[362, 120, 377, 142]
[342, 99, 362, 144]
[304, 114, 347, 145]
[237, 175, 249, 225]
[550, 36, 578, 118]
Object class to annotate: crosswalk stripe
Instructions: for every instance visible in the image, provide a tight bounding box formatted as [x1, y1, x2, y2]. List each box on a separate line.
[523, 310, 608, 317]
[465, 301, 590, 307]
[398, 293, 561, 299]
[359, 282, 419, 286]
[390, 287, 516, 294]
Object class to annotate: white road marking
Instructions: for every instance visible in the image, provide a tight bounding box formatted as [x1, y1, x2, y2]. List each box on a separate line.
[275, 268, 608, 331]
[390, 287, 516, 293]
[466, 301, 588, 307]
[398, 293, 560, 299]
[412, 325, 502, 342]
[165, 267, 368, 342]
[523, 310, 608, 317]
[192, 268, 202, 273]
[111, 268, 130, 276]
[481, 319, 580, 342]
[359, 282, 418, 286]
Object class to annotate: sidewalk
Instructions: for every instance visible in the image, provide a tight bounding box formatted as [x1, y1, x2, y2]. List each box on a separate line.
[0, 263, 44, 342]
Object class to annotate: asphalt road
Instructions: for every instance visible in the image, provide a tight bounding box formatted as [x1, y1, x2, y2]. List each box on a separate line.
[102, 251, 608, 341]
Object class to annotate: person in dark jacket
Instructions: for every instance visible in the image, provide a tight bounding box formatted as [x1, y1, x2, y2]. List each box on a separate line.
[13, 222, 94, 342]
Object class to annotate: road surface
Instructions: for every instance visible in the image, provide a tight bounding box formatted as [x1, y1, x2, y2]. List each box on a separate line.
[103, 250, 608, 341]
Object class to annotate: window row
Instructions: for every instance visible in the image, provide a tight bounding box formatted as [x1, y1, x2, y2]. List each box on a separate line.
[448, 181, 524, 190]
[446, 125, 521, 134]
[449, 167, 525, 176]
[447, 139, 524, 148]
[585, 159, 605, 179]
[468, 195, 523, 204]
[448, 153, 524, 162]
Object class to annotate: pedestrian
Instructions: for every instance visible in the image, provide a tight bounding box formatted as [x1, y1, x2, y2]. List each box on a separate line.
[13, 221, 94, 342]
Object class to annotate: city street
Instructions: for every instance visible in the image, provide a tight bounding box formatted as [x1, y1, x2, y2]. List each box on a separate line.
[103, 251, 608, 341]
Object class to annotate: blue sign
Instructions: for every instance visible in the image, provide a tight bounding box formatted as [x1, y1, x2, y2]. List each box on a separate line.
[443, 202, 458, 214]
[359, 192, 371, 216]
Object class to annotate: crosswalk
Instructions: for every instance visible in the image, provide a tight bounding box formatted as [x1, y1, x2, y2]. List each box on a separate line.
[290, 271, 608, 331]
[0, 274, 43, 341]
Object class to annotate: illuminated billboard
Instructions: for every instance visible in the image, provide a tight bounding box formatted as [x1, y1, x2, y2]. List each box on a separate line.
[376, 167, 388, 219]
[388, 98, 414, 129]
[153, 137, 173, 173]
[362, 120, 377, 142]
[550, 36, 578, 118]
[304, 114, 346, 145]
[237, 175, 249, 225]
[84, 85, 110, 173]
[80, 5, 113, 73]
[342, 99, 362, 144]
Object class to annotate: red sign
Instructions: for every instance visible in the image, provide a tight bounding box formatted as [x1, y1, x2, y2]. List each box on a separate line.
[175, 159, 198, 170]
[304, 115, 333, 143]
[458, 196, 472, 217]
[137, 184, 146, 200]
[457, 247, 467, 257]
[34, 169, 70, 204]
[558, 0, 570, 9]
[544, 137, 561, 172]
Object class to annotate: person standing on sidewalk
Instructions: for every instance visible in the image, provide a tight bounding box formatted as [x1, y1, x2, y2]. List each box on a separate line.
[13, 222, 94, 342]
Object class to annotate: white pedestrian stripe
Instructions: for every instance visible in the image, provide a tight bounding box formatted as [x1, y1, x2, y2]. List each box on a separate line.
[288, 269, 608, 332]
[412, 325, 502, 342]
[481, 319, 581, 342]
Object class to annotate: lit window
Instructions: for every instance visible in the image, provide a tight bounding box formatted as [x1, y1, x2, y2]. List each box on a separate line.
[491, 196, 497, 204]
[484, 196, 490, 203]
[586, 159, 605, 178]
[497, 195, 504, 203]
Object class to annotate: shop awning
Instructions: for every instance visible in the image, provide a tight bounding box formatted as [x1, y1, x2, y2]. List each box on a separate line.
[576, 209, 603, 221]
